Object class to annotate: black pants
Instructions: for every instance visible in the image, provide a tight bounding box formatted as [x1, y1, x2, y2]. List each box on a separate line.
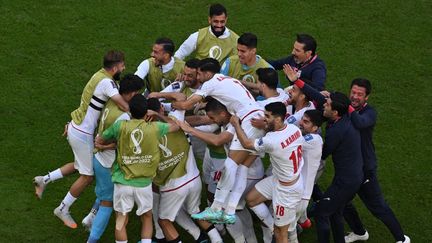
[343, 170, 405, 241]
[313, 177, 361, 243]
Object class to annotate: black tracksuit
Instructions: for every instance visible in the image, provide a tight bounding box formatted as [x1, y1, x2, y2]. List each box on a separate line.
[343, 104, 405, 242]
[296, 80, 363, 243]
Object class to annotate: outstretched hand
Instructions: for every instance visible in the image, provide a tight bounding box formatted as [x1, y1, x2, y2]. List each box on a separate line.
[176, 120, 193, 133]
[283, 64, 298, 82]
[230, 115, 241, 126]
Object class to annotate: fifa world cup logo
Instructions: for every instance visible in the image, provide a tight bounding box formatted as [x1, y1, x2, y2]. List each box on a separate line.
[242, 74, 256, 83]
[131, 128, 144, 155]
[161, 78, 172, 89]
[158, 135, 173, 158]
[209, 45, 222, 61]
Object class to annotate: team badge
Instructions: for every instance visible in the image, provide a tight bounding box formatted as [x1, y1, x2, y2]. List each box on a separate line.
[304, 134, 313, 141]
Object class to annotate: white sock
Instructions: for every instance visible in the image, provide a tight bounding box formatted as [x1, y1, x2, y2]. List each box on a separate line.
[226, 215, 246, 243]
[59, 192, 77, 212]
[250, 203, 274, 231]
[175, 208, 200, 240]
[226, 165, 248, 214]
[298, 199, 309, 223]
[288, 229, 299, 243]
[115, 241, 127, 243]
[207, 227, 223, 243]
[152, 192, 165, 240]
[239, 209, 258, 243]
[214, 223, 226, 236]
[44, 168, 63, 183]
[140, 239, 151, 243]
[212, 158, 238, 210]
[262, 225, 273, 243]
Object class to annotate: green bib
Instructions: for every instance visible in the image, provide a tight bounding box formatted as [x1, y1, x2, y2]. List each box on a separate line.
[227, 55, 271, 84]
[196, 27, 239, 64]
[153, 131, 190, 186]
[96, 99, 126, 152]
[117, 120, 161, 180]
[146, 58, 185, 92]
[71, 68, 113, 125]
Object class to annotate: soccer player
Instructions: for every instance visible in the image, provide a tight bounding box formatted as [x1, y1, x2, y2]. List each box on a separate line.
[172, 58, 264, 224]
[135, 37, 185, 93]
[96, 94, 178, 243]
[33, 50, 129, 228]
[234, 102, 304, 243]
[175, 3, 239, 64]
[285, 80, 316, 126]
[291, 76, 364, 243]
[147, 98, 222, 243]
[85, 74, 144, 243]
[270, 34, 327, 90]
[220, 32, 272, 96]
[177, 98, 264, 243]
[343, 79, 410, 243]
[291, 109, 324, 242]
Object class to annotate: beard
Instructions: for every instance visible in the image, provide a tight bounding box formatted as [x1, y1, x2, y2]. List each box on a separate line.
[211, 26, 226, 37]
[113, 71, 122, 81]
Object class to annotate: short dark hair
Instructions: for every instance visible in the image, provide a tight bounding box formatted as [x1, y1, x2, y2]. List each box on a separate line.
[185, 58, 200, 69]
[351, 78, 372, 96]
[304, 109, 324, 127]
[296, 34, 317, 56]
[256, 68, 278, 89]
[330, 92, 350, 117]
[265, 102, 287, 120]
[146, 98, 162, 113]
[103, 50, 124, 69]
[238, 33, 257, 48]
[199, 58, 221, 73]
[119, 74, 144, 94]
[205, 97, 228, 114]
[155, 37, 175, 56]
[129, 94, 148, 119]
[209, 3, 227, 17]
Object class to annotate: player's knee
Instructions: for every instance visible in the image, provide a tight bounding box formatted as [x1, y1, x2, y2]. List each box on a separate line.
[81, 174, 94, 184]
[274, 225, 288, 235]
[246, 190, 258, 207]
[158, 218, 172, 227]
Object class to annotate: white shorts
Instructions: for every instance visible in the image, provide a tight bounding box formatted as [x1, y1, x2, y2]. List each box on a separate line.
[203, 148, 226, 193]
[113, 183, 153, 216]
[230, 111, 265, 152]
[158, 176, 202, 221]
[255, 176, 303, 227]
[67, 123, 94, 176]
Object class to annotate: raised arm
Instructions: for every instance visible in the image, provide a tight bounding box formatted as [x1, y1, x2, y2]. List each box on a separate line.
[172, 94, 203, 110]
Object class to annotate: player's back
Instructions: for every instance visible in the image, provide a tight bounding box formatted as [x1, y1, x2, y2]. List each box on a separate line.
[200, 73, 260, 118]
[267, 124, 304, 183]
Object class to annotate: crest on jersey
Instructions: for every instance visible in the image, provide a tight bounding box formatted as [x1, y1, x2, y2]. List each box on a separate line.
[209, 45, 222, 60]
[242, 74, 256, 83]
[258, 138, 264, 146]
[304, 134, 314, 141]
[161, 78, 173, 89]
[287, 116, 297, 124]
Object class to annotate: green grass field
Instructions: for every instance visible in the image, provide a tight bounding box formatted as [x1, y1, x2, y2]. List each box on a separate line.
[1, 0, 431, 242]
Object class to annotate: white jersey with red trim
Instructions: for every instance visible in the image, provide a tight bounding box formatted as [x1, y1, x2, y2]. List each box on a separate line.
[254, 124, 304, 183]
[301, 133, 323, 199]
[194, 73, 261, 118]
[256, 88, 290, 108]
[285, 101, 316, 127]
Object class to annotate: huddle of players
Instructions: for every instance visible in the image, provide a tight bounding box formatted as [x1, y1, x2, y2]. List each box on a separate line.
[33, 3, 410, 243]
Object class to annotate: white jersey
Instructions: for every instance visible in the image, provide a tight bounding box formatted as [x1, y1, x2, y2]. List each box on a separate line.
[174, 27, 233, 60]
[72, 78, 119, 134]
[134, 57, 175, 79]
[301, 133, 323, 199]
[194, 73, 261, 118]
[95, 113, 130, 168]
[254, 124, 304, 183]
[256, 88, 290, 107]
[285, 101, 316, 127]
[160, 110, 200, 192]
[160, 81, 198, 112]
